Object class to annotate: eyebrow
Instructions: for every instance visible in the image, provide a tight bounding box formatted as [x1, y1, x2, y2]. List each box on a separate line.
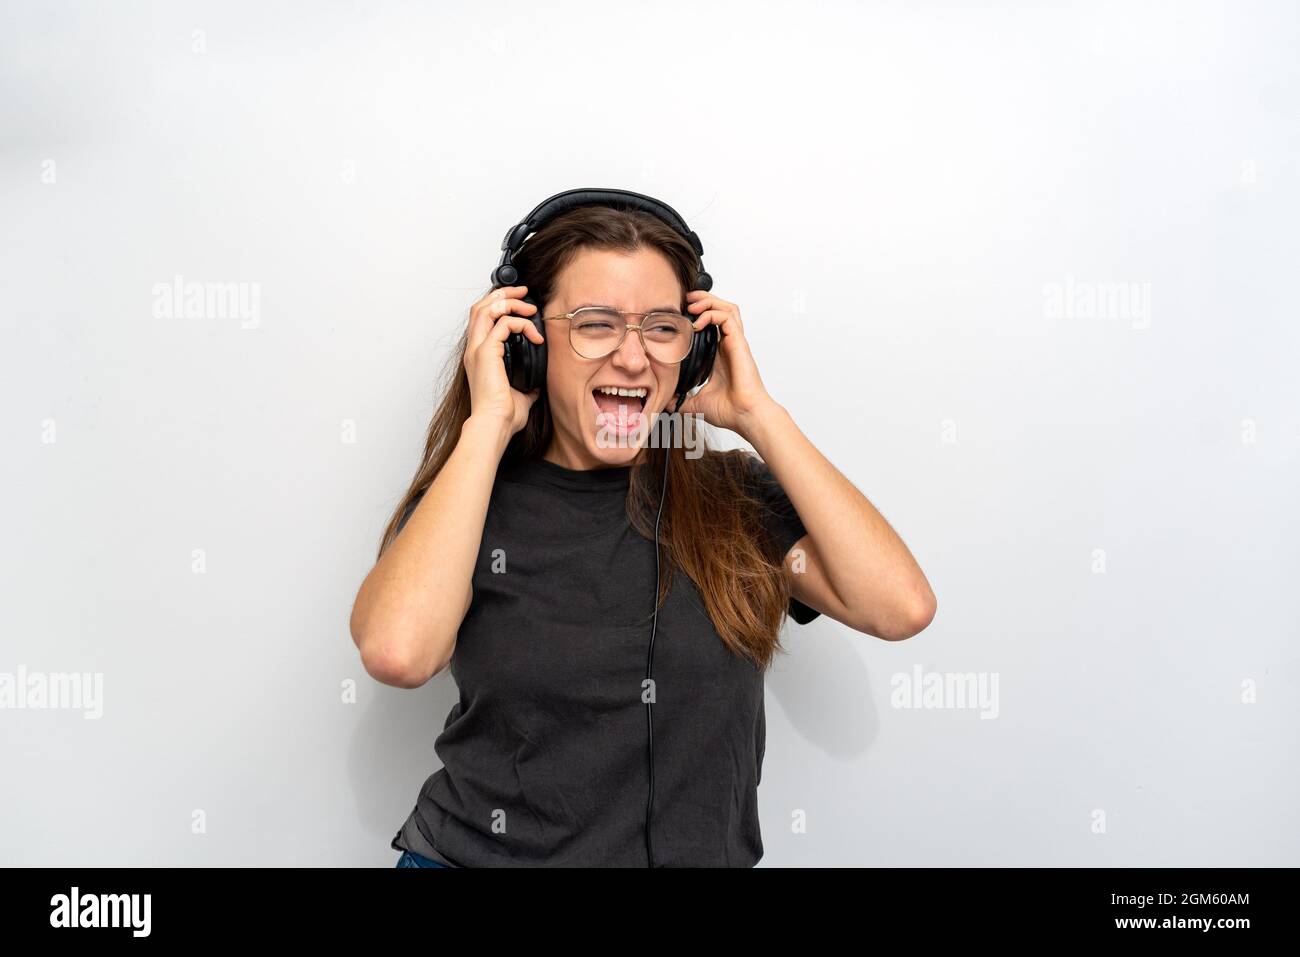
[574, 302, 684, 314]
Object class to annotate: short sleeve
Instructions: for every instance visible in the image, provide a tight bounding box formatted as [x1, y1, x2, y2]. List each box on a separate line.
[741, 455, 821, 625]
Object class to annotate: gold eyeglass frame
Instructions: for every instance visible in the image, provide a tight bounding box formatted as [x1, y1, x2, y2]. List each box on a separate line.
[539, 306, 696, 363]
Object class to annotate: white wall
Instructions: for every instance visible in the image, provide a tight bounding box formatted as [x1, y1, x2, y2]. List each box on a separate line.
[2, 0, 1296, 866]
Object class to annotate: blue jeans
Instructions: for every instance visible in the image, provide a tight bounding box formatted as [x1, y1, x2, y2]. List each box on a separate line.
[395, 849, 448, 868]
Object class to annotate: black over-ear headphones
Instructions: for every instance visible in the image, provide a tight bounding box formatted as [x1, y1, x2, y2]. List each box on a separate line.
[490, 187, 718, 867]
[489, 187, 719, 412]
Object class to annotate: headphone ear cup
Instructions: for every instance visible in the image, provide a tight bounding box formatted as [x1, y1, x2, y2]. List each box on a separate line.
[502, 293, 547, 393]
[674, 322, 719, 401]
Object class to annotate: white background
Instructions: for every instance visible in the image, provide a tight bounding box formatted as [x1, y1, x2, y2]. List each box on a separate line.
[2, 0, 1297, 865]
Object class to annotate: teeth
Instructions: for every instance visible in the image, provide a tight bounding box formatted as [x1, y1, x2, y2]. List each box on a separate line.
[595, 386, 648, 398]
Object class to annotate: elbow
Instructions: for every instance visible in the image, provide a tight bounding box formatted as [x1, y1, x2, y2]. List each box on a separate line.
[870, 590, 937, 642]
[354, 626, 434, 689]
[362, 642, 433, 689]
[350, 588, 453, 688]
[898, 590, 938, 640]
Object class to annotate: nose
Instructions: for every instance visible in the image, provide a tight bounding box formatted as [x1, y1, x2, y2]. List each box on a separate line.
[609, 325, 651, 374]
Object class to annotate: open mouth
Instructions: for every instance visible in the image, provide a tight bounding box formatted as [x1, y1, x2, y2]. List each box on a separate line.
[592, 385, 649, 436]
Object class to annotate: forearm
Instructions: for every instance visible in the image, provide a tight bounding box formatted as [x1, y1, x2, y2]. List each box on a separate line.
[350, 415, 511, 686]
[739, 399, 936, 635]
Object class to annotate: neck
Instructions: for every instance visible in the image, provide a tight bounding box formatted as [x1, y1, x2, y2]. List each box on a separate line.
[543, 432, 642, 471]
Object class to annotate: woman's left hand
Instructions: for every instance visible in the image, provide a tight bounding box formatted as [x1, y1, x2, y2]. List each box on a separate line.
[675, 290, 777, 437]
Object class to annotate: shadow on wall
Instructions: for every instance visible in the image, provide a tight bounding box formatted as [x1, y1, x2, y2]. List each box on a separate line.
[346, 673, 457, 858]
[767, 618, 881, 760]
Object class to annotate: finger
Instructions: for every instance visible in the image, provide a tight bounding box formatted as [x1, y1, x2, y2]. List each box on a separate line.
[469, 316, 541, 369]
[493, 310, 540, 343]
[686, 293, 734, 312]
[469, 286, 531, 336]
[468, 290, 536, 350]
[482, 284, 528, 305]
[483, 314, 545, 347]
[687, 295, 741, 328]
[483, 296, 538, 319]
[690, 307, 741, 334]
[474, 289, 534, 322]
[467, 297, 503, 353]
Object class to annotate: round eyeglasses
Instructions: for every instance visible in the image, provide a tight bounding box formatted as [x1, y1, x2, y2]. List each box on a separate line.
[540, 306, 696, 363]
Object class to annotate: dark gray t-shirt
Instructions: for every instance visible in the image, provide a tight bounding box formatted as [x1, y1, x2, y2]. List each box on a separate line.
[389, 451, 818, 867]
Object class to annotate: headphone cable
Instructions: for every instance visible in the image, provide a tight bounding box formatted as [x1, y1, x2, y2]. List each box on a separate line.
[644, 403, 676, 868]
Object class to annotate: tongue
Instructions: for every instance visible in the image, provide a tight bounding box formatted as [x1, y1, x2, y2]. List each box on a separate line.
[594, 391, 643, 431]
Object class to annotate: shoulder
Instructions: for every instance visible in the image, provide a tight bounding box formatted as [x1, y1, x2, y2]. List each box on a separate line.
[731, 450, 790, 509]
[684, 450, 800, 543]
[691, 447, 767, 484]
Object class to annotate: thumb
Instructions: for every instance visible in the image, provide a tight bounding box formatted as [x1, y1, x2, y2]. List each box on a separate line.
[518, 388, 541, 413]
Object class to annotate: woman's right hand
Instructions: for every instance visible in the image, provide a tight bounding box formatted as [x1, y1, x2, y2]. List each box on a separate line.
[463, 285, 545, 436]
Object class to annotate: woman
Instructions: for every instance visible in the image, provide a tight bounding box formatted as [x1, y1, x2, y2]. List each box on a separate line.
[350, 202, 937, 868]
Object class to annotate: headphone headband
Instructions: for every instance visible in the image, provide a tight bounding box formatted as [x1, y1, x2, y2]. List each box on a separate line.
[492, 187, 712, 292]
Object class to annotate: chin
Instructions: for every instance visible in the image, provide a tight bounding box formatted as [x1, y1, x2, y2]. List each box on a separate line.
[586, 425, 648, 465]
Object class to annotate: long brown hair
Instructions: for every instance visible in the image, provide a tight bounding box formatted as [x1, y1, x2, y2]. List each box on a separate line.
[376, 203, 795, 670]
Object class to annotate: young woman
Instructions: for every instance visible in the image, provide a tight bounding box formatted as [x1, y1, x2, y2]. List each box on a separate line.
[350, 201, 937, 868]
